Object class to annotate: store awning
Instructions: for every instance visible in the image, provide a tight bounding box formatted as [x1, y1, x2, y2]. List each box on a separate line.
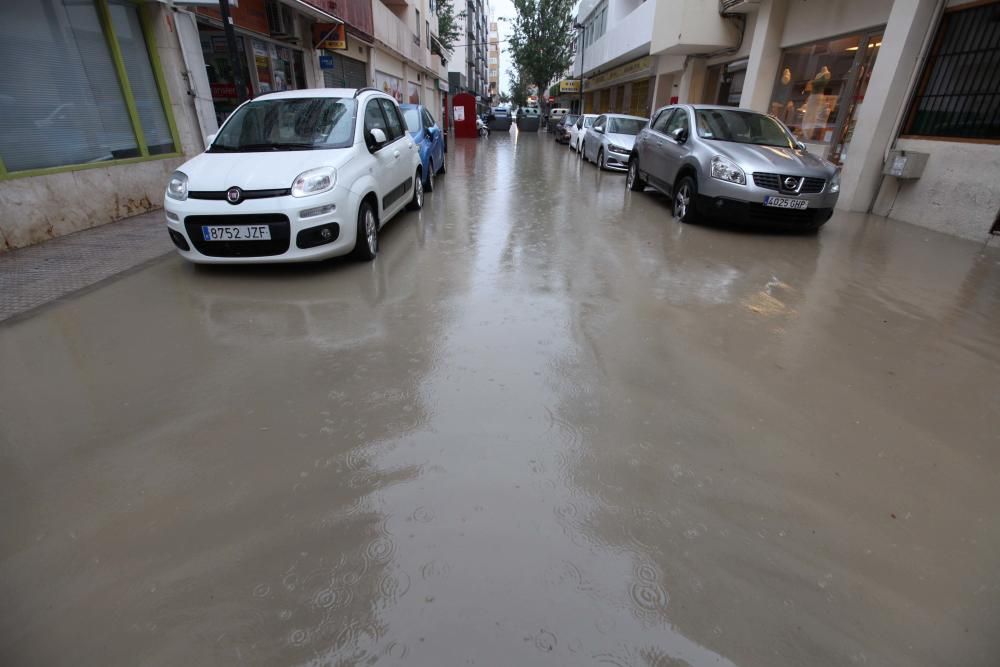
[278, 0, 343, 24]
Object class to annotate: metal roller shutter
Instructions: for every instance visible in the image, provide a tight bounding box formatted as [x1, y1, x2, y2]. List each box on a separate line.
[322, 53, 368, 89]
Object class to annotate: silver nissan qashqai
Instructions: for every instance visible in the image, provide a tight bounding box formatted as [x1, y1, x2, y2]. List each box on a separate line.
[627, 105, 840, 231]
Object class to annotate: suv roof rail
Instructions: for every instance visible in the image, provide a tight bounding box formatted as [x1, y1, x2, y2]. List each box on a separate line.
[353, 87, 379, 98]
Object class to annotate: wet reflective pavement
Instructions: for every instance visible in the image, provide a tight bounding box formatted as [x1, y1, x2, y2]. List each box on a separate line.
[2, 133, 1000, 666]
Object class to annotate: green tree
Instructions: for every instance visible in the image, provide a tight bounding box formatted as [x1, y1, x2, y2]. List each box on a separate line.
[507, 68, 529, 108]
[499, 92, 511, 105]
[436, 0, 466, 53]
[506, 0, 577, 113]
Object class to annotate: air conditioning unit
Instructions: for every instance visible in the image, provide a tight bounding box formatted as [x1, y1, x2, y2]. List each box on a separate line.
[266, 0, 294, 37]
[719, 0, 761, 13]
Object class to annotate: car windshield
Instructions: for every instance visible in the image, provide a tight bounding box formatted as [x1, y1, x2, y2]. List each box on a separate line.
[210, 97, 356, 152]
[695, 109, 796, 148]
[402, 108, 422, 134]
[608, 118, 646, 135]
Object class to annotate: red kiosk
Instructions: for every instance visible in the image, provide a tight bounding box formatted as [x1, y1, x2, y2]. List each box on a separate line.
[452, 93, 478, 139]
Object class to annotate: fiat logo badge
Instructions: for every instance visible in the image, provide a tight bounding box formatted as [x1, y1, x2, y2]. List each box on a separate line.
[226, 187, 242, 204]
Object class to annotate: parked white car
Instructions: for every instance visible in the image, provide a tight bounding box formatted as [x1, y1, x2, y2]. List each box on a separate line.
[580, 113, 649, 171]
[164, 88, 424, 264]
[569, 114, 598, 152]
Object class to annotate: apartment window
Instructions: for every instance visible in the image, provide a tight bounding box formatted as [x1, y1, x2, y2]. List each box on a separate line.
[426, 20, 431, 51]
[415, 9, 421, 46]
[0, 0, 178, 175]
[904, 1, 1000, 140]
[429, 0, 436, 14]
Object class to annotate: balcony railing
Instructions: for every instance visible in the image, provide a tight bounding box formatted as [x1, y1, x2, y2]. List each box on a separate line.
[374, 0, 429, 69]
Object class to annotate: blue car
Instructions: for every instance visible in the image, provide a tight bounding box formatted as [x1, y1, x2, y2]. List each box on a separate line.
[399, 104, 446, 192]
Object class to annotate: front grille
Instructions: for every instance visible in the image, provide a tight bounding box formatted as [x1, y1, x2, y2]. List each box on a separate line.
[753, 173, 780, 190]
[184, 214, 290, 257]
[753, 172, 826, 194]
[188, 188, 290, 201]
[800, 177, 826, 194]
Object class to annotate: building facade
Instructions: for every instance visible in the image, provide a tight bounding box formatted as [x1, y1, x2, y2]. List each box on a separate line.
[488, 18, 500, 106]
[573, 0, 1000, 241]
[0, 0, 450, 251]
[447, 0, 491, 105]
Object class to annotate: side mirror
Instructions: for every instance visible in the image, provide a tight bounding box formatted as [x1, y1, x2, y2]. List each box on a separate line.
[796, 141, 807, 152]
[370, 128, 387, 145]
[205, 132, 217, 146]
[594, 126, 605, 134]
[671, 127, 688, 143]
[425, 127, 434, 140]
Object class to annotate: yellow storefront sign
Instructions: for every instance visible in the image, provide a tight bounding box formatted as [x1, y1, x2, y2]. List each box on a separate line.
[559, 79, 581, 93]
[585, 56, 653, 89]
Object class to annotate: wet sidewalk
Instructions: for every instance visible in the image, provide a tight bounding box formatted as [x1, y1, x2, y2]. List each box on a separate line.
[0, 210, 171, 323]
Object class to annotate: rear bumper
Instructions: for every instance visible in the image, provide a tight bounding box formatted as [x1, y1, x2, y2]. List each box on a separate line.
[695, 195, 834, 228]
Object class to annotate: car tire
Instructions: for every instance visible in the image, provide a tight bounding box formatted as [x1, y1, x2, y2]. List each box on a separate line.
[407, 169, 424, 211]
[597, 148, 605, 171]
[425, 160, 435, 192]
[353, 199, 378, 262]
[627, 158, 646, 192]
[579, 142, 585, 162]
[439, 152, 446, 174]
[673, 176, 701, 224]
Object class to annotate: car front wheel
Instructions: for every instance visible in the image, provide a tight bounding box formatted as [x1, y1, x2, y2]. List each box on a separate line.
[673, 176, 701, 224]
[425, 160, 435, 192]
[353, 199, 378, 261]
[597, 148, 605, 171]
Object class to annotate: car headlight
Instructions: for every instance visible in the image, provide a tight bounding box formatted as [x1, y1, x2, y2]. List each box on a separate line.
[166, 171, 188, 201]
[710, 156, 746, 185]
[829, 169, 841, 194]
[291, 167, 337, 198]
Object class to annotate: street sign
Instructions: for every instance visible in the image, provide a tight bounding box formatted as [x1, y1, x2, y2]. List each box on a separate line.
[313, 22, 346, 50]
[319, 55, 334, 69]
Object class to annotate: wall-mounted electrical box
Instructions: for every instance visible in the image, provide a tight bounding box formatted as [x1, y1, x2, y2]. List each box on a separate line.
[883, 150, 929, 179]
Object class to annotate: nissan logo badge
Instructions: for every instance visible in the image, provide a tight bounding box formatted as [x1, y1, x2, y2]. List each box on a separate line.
[783, 177, 799, 190]
[226, 187, 242, 204]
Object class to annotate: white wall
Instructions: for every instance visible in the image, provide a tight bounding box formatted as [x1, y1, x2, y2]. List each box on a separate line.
[781, 0, 894, 47]
[650, 0, 740, 55]
[873, 139, 1000, 240]
[575, 0, 655, 75]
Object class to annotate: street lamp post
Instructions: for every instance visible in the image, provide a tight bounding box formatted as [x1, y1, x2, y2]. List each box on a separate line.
[574, 23, 584, 115]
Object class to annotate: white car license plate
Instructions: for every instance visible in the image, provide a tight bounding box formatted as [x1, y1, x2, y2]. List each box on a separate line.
[201, 225, 271, 241]
[764, 196, 808, 210]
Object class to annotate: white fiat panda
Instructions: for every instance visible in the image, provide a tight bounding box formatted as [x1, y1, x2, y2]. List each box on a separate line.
[163, 88, 424, 263]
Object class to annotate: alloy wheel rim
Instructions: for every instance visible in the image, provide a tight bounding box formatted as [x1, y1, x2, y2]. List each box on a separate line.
[416, 176, 423, 207]
[676, 186, 689, 219]
[366, 209, 377, 253]
[429, 166, 434, 190]
[627, 163, 635, 188]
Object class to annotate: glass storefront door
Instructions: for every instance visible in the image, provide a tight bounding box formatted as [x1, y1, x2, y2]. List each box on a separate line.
[829, 32, 883, 164]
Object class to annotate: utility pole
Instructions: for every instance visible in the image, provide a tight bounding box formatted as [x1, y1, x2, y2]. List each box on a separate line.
[575, 24, 584, 115]
[218, 0, 248, 104]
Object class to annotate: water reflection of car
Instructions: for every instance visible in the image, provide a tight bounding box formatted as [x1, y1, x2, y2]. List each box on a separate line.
[400, 103, 446, 192]
[553, 114, 580, 144]
[581, 114, 648, 171]
[627, 105, 840, 231]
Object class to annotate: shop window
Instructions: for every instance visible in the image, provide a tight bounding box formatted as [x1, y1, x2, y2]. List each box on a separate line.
[903, 1, 1000, 140]
[109, 0, 175, 155]
[629, 78, 650, 117]
[768, 34, 866, 144]
[0, 0, 177, 174]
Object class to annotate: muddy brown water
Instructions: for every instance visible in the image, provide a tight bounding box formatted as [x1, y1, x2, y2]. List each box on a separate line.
[2, 133, 999, 666]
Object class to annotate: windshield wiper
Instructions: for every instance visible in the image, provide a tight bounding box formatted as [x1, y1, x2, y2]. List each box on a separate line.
[235, 142, 316, 152]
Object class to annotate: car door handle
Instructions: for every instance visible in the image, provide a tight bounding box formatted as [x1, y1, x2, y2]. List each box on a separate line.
[393, 150, 400, 158]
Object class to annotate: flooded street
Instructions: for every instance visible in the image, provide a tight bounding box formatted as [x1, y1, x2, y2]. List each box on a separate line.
[2, 132, 999, 666]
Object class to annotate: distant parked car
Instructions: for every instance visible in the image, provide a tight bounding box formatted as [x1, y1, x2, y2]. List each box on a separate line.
[400, 103, 446, 192]
[580, 113, 648, 171]
[553, 114, 580, 143]
[627, 104, 840, 231]
[569, 114, 597, 152]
